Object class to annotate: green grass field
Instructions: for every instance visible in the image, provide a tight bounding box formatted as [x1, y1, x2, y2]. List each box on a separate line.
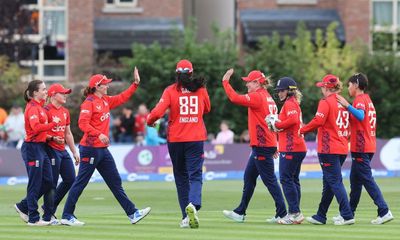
[0, 178, 399, 240]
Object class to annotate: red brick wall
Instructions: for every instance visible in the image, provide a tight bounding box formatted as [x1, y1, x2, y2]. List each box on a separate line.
[94, 0, 183, 18]
[68, 0, 95, 83]
[337, 0, 370, 44]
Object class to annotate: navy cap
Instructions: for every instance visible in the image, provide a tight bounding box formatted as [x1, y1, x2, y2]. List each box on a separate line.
[275, 77, 297, 91]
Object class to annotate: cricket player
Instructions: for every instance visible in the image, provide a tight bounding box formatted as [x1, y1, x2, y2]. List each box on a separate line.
[300, 74, 354, 225]
[336, 73, 393, 224]
[221, 69, 287, 224]
[147, 59, 210, 229]
[60, 68, 151, 226]
[267, 77, 307, 224]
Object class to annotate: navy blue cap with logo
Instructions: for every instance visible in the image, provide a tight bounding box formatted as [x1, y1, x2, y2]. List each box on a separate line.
[275, 77, 297, 91]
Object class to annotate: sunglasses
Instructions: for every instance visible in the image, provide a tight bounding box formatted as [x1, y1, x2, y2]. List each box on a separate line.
[176, 67, 192, 73]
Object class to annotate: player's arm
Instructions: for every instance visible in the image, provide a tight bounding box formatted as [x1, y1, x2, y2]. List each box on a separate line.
[300, 100, 329, 134]
[78, 101, 101, 136]
[27, 107, 57, 132]
[108, 67, 140, 109]
[222, 81, 261, 108]
[203, 88, 211, 114]
[147, 89, 171, 126]
[65, 125, 80, 165]
[275, 102, 298, 129]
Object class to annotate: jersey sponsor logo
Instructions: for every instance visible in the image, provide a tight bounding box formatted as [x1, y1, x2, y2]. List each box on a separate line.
[287, 110, 298, 116]
[52, 125, 66, 132]
[181, 88, 191, 94]
[30, 115, 38, 120]
[40, 111, 45, 116]
[316, 112, 325, 118]
[100, 112, 110, 122]
[356, 103, 365, 109]
[81, 109, 90, 113]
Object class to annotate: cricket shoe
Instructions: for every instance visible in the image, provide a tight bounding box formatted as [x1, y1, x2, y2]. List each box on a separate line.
[14, 204, 28, 223]
[185, 203, 199, 228]
[129, 207, 151, 224]
[27, 220, 51, 226]
[180, 217, 189, 228]
[60, 216, 85, 226]
[306, 216, 325, 225]
[222, 210, 244, 223]
[334, 218, 355, 225]
[371, 210, 394, 225]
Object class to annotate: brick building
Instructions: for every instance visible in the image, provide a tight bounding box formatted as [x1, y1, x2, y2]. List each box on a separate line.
[16, 0, 398, 83]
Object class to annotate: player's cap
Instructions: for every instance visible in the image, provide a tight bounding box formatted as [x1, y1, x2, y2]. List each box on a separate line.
[176, 59, 193, 73]
[48, 83, 72, 97]
[275, 77, 297, 91]
[242, 70, 266, 83]
[89, 74, 112, 88]
[316, 74, 340, 88]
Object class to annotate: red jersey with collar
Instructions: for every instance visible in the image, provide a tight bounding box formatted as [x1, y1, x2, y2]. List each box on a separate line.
[300, 93, 349, 154]
[147, 83, 210, 142]
[350, 94, 376, 153]
[275, 97, 306, 152]
[223, 81, 277, 147]
[44, 103, 70, 151]
[24, 99, 57, 142]
[79, 84, 138, 147]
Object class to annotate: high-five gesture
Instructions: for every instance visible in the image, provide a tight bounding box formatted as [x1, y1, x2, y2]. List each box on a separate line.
[222, 68, 234, 82]
[134, 66, 140, 85]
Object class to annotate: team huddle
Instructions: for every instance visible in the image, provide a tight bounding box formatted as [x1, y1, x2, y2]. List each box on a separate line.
[13, 59, 394, 228]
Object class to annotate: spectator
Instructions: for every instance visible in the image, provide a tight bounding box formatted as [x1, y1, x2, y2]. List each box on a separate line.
[112, 116, 121, 143]
[212, 120, 234, 144]
[207, 133, 215, 143]
[4, 105, 25, 148]
[0, 106, 7, 125]
[134, 104, 148, 137]
[119, 107, 135, 143]
[135, 132, 146, 146]
[145, 124, 166, 146]
[239, 130, 250, 143]
[158, 111, 169, 140]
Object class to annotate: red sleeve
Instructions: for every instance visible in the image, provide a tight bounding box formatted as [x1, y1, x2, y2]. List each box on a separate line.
[107, 83, 138, 109]
[203, 88, 211, 114]
[275, 102, 298, 129]
[78, 101, 101, 137]
[353, 96, 366, 111]
[147, 88, 171, 126]
[300, 99, 329, 134]
[222, 81, 261, 108]
[27, 106, 56, 133]
[66, 109, 71, 126]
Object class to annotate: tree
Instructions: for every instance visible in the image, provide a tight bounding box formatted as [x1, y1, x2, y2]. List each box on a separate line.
[0, 55, 26, 108]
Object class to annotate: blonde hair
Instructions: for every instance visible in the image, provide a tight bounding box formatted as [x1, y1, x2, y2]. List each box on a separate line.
[261, 75, 272, 89]
[328, 81, 343, 93]
[291, 89, 303, 104]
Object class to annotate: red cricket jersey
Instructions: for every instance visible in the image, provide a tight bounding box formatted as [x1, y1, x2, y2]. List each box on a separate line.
[147, 83, 210, 142]
[79, 84, 138, 147]
[24, 99, 57, 142]
[275, 97, 306, 152]
[44, 103, 70, 151]
[300, 93, 349, 154]
[350, 93, 376, 153]
[222, 81, 277, 147]
[134, 113, 148, 134]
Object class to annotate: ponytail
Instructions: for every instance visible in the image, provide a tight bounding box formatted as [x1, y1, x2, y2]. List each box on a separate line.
[24, 80, 44, 102]
[176, 72, 206, 92]
[82, 86, 95, 101]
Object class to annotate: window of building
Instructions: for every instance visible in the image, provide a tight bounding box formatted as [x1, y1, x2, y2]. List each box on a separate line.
[103, 0, 143, 13]
[19, 0, 67, 82]
[277, 0, 317, 4]
[372, 0, 400, 51]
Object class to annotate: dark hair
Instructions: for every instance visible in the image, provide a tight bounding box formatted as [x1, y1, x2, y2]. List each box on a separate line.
[348, 73, 368, 90]
[176, 72, 206, 92]
[82, 86, 96, 100]
[24, 80, 44, 102]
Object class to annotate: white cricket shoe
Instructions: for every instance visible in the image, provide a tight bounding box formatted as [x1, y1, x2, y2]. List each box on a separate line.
[371, 210, 394, 225]
[222, 210, 244, 223]
[180, 217, 189, 228]
[49, 216, 61, 226]
[185, 203, 199, 229]
[27, 220, 51, 226]
[278, 213, 305, 225]
[266, 216, 282, 224]
[60, 216, 85, 226]
[334, 218, 355, 225]
[14, 204, 28, 223]
[332, 215, 344, 222]
[129, 207, 151, 224]
[306, 216, 325, 225]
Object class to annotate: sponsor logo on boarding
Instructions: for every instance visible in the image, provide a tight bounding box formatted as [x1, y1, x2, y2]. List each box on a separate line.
[137, 149, 153, 166]
[127, 173, 150, 182]
[205, 171, 228, 181]
[164, 173, 174, 182]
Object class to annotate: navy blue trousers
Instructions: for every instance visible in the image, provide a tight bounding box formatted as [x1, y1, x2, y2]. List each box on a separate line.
[17, 142, 54, 223]
[350, 152, 389, 217]
[313, 154, 353, 223]
[47, 147, 76, 215]
[167, 141, 204, 219]
[62, 146, 137, 219]
[279, 152, 306, 214]
[234, 147, 287, 218]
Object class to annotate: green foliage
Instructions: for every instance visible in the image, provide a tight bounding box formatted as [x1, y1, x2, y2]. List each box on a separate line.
[357, 50, 400, 138]
[0, 55, 26, 108]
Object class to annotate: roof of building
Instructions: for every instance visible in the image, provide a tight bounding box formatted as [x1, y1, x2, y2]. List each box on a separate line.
[240, 9, 345, 47]
[94, 18, 183, 50]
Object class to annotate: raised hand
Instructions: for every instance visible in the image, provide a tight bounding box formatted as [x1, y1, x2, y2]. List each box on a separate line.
[337, 95, 350, 108]
[134, 66, 140, 85]
[222, 68, 234, 82]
